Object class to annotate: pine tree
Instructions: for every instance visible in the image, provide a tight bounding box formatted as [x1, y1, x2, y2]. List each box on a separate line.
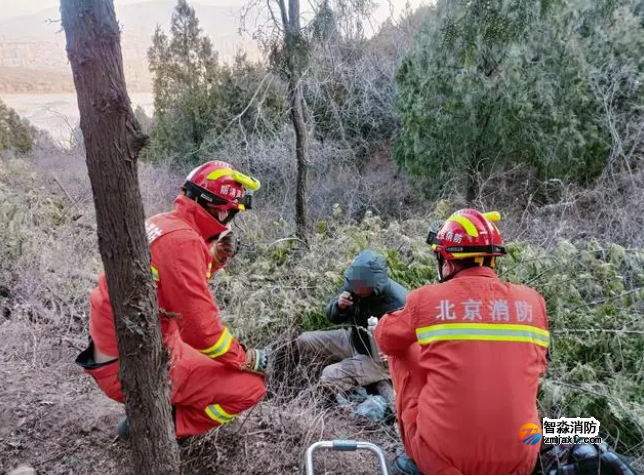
[148, 0, 219, 156]
[394, 0, 644, 202]
[0, 99, 34, 153]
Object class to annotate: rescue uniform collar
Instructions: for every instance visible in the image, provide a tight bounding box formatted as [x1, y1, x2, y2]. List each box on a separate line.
[173, 195, 229, 241]
[450, 266, 498, 280]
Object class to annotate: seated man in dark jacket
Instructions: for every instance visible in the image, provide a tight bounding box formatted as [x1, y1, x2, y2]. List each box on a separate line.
[296, 249, 408, 394]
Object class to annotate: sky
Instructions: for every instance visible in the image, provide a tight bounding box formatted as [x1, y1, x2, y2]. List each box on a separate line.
[0, 0, 427, 23]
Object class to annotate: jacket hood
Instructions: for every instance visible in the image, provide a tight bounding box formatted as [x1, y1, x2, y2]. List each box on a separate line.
[174, 195, 229, 241]
[344, 249, 389, 295]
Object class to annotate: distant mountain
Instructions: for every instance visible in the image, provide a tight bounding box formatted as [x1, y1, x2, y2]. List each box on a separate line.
[0, 1, 244, 37]
[0, 66, 75, 94]
[0, 1, 260, 94]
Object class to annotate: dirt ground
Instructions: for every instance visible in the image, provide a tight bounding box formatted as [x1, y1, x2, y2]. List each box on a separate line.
[0, 316, 398, 475]
[0, 152, 401, 475]
[0, 322, 130, 474]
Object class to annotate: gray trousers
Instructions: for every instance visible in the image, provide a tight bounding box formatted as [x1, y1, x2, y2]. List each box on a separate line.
[296, 328, 390, 392]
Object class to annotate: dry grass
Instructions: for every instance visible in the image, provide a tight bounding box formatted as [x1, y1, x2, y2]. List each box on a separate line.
[2, 149, 644, 474]
[0, 326, 396, 474]
[0, 151, 402, 474]
[468, 163, 644, 249]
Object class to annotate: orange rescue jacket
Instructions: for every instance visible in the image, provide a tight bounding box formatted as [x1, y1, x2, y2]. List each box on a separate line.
[376, 266, 549, 475]
[89, 195, 246, 369]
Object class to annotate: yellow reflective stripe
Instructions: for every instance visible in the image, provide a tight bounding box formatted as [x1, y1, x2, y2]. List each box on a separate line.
[420, 334, 550, 347]
[417, 323, 550, 336]
[447, 215, 479, 237]
[205, 404, 236, 424]
[151, 266, 159, 282]
[207, 261, 213, 279]
[200, 328, 233, 358]
[483, 211, 501, 222]
[231, 171, 261, 191]
[206, 168, 235, 181]
[206, 168, 261, 191]
[416, 323, 549, 347]
[451, 252, 488, 259]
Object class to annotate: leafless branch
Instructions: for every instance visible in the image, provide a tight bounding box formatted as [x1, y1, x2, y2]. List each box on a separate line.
[267, 237, 310, 248]
[277, 0, 290, 30]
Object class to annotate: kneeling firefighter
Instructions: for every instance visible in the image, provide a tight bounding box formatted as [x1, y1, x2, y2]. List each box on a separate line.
[376, 209, 550, 475]
[76, 160, 268, 439]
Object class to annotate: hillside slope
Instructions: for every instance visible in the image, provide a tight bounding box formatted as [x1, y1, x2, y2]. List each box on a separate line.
[0, 153, 643, 473]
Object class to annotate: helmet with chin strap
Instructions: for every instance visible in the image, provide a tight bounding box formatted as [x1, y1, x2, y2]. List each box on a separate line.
[427, 209, 506, 281]
[182, 160, 261, 236]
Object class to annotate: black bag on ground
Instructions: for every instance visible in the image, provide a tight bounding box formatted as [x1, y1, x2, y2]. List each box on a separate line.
[535, 443, 638, 475]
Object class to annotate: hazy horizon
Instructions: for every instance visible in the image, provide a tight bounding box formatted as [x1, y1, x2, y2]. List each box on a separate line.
[0, 0, 430, 138]
[0, 0, 427, 25]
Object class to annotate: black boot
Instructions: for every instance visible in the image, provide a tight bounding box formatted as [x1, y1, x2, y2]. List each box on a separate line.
[117, 417, 130, 441]
[390, 448, 423, 475]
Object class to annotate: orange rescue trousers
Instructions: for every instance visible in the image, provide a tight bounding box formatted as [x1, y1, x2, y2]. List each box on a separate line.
[78, 339, 266, 438]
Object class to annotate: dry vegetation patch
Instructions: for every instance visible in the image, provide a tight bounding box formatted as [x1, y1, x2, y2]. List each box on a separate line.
[1, 152, 643, 473]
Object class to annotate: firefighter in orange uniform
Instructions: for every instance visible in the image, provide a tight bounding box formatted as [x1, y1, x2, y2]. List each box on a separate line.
[76, 161, 267, 439]
[376, 209, 549, 475]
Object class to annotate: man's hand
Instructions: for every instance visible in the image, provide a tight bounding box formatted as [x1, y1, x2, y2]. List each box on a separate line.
[378, 350, 389, 364]
[243, 348, 269, 376]
[211, 231, 236, 266]
[338, 291, 354, 311]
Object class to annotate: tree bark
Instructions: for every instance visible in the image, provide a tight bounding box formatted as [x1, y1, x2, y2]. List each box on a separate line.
[278, 0, 309, 240]
[290, 80, 310, 241]
[60, 2, 181, 474]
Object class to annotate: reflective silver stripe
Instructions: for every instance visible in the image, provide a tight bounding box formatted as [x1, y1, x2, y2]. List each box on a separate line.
[416, 328, 550, 345]
[202, 328, 233, 358]
[205, 404, 235, 424]
[416, 323, 550, 347]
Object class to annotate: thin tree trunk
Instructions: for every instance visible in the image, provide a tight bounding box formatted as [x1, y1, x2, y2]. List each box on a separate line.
[466, 159, 479, 204]
[60, 1, 180, 474]
[468, 105, 494, 204]
[279, 0, 309, 240]
[290, 81, 309, 240]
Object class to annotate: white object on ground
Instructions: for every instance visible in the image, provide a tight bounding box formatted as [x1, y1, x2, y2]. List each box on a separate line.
[9, 465, 37, 475]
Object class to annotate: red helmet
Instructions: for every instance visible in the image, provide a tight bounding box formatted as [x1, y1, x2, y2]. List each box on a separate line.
[428, 209, 505, 280]
[182, 160, 261, 214]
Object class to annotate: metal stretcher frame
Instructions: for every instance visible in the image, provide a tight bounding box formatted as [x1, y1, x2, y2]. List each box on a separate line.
[304, 440, 390, 475]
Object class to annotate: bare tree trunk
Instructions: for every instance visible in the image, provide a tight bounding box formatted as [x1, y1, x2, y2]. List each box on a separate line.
[279, 0, 309, 240]
[466, 161, 478, 205]
[290, 81, 310, 240]
[60, 2, 181, 474]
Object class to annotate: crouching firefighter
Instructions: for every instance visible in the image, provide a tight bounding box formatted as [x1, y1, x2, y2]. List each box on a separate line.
[76, 160, 268, 439]
[376, 209, 550, 475]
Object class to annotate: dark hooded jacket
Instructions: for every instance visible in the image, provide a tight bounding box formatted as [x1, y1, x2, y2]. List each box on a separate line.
[326, 250, 408, 356]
